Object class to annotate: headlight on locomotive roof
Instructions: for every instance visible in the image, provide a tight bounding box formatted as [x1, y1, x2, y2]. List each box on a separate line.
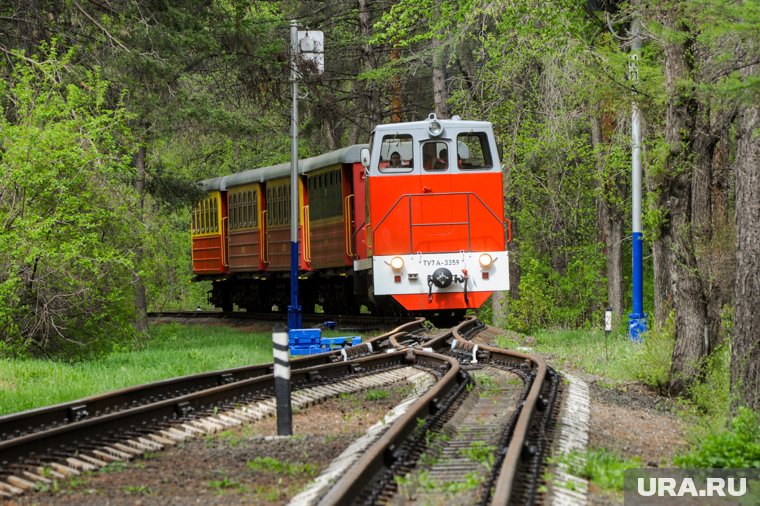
[428, 120, 443, 137]
[390, 256, 405, 271]
[479, 253, 493, 268]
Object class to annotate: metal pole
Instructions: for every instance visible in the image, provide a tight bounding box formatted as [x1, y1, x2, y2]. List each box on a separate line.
[272, 324, 292, 435]
[289, 19, 302, 331]
[628, 10, 647, 342]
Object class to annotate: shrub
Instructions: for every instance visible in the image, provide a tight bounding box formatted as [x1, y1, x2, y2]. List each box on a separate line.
[0, 45, 138, 358]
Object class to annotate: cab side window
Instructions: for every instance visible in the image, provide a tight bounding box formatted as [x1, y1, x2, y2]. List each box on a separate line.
[378, 134, 413, 173]
[456, 132, 493, 170]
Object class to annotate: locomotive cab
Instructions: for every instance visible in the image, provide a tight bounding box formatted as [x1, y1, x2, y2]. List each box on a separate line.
[358, 114, 510, 314]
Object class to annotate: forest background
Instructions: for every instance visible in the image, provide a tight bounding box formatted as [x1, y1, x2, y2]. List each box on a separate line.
[0, 0, 757, 411]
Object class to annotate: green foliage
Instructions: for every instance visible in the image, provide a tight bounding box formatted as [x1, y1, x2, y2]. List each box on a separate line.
[507, 245, 606, 332]
[555, 448, 642, 493]
[0, 44, 139, 357]
[674, 408, 760, 469]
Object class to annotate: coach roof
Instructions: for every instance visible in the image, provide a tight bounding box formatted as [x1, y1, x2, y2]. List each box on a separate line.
[200, 144, 367, 191]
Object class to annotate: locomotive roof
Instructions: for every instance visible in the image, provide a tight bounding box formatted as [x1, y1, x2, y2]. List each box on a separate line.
[372, 116, 492, 134]
[200, 144, 367, 191]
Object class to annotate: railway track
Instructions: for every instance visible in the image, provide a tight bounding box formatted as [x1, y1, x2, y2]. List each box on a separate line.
[0, 318, 559, 504]
[147, 310, 415, 330]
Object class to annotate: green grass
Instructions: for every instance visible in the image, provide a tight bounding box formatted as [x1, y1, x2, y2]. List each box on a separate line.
[532, 328, 631, 381]
[553, 448, 642, 493]
[530, 325, 674, 390]
[0, 323, 274, 415]
[364, 388, 389, 401]
[245, 456, 317, 476]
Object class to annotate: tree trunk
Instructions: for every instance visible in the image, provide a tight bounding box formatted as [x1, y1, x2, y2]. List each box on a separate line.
[590, 115, 624, 320]
[431, 0, 449, 119]
[661, 14, 709, 395]
[707, 128, 734, 351]
[731, 79, 760, 411]
[650, 231, 672, 329]
[491, 291, 507, 328]
[667, 177, 708, 395]
[133, 144, 148, 333]
[357, 0, 382, 129]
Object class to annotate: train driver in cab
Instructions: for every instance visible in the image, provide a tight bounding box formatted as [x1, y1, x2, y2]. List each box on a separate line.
[423, 143, 447, 170]
[389, 151, 402, 168]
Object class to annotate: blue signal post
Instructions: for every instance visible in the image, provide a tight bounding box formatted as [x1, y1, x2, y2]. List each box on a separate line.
[629, 232, 646, 341]
[288, 20, 302, 330]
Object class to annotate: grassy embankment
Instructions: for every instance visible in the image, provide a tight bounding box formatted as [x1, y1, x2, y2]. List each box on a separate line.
[0, 323, 278, 415]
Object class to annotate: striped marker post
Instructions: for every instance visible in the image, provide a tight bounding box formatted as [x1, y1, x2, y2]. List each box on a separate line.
[272, 324, 292, 435]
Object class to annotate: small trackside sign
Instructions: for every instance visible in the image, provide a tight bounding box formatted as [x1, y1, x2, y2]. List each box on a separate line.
[624, 469, 759, 505]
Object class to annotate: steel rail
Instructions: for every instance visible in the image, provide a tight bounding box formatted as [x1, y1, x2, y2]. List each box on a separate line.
[0, 318, 426, 441]
[450, 324, 550, 505]
[489, 348, 546, 504]
[0, 348, 446, 474]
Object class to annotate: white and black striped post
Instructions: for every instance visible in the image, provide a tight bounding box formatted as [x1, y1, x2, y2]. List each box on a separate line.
[272, 324, 292, 435]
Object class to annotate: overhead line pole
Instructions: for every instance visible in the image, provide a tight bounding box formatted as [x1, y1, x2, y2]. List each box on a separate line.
[629, 8, 647, 341]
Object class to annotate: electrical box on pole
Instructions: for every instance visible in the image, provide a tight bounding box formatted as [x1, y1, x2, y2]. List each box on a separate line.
[297, 31, 324, 76]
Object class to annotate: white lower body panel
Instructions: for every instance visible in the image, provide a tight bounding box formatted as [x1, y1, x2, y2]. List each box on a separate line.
[372, 251, 509, 296]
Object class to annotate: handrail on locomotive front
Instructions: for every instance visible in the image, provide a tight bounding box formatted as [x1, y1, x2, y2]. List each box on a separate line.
[372, 192, 506, 255]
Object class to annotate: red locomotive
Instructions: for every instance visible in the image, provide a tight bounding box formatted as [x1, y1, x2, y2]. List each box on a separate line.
[191, 114, 510, 320]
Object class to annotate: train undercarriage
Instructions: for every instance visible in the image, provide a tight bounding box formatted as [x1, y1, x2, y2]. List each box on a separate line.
[199, 270, 467, 325]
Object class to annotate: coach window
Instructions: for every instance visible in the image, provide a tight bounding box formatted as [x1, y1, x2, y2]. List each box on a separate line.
[242, 191, 248, 228]
[251, 190, 259, 228]
[378, 134, 413, 173]
[267, 186, 275, 225]
[277, 187, 283, 225]
[203, 198, 209, 233]
[211, 197, 218, 232]
[201, 199, 207, 233]
[308, 170, 342, 220]
[229, 193, 236, 230]
[456, 132, 493, 170]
